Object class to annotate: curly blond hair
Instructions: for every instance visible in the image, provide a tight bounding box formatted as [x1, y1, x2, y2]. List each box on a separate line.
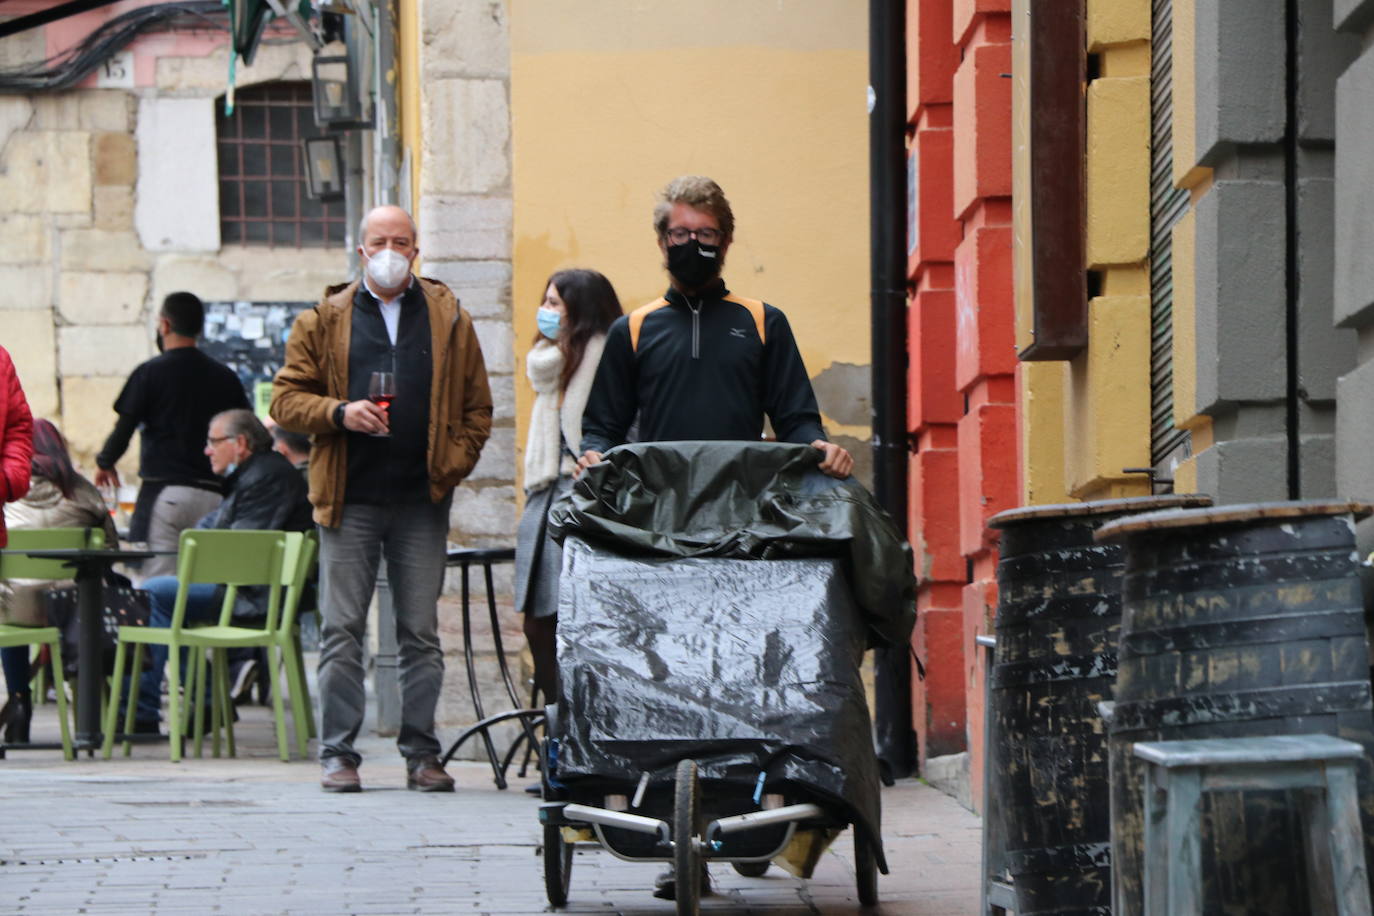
[652, 175, 735, 243]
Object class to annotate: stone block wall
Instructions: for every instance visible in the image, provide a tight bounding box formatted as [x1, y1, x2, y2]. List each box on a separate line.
[413, 0, 518, 745]
[4, 10, 525, 745]
[906, 0, 966, 772]
[416, 0, 516, 553]
[0, 38, 339, 478]
[1174, 0, 1357, 502]
[1334, 0, 1374, 549]
[1047, 0, 1152, 502]
[950, 0, 1016, 814]
[906, 0, 1018, 807]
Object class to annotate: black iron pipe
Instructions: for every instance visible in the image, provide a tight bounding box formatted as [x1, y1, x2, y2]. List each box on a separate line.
[0, 0, 126, 39]
[868, 0, 915, 780]
[1284, 0, 1300, 499]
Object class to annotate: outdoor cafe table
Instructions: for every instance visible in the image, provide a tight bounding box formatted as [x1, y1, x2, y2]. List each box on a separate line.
[10, 547, 168, 752]
[437, 547, 544, 788]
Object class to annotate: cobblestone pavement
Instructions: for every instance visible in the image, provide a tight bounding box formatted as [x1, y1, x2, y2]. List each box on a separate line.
[0, 703, 981, 915]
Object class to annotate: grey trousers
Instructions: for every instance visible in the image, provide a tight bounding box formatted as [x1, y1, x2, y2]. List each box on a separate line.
[142, 485, 223, 580]
[316, 495, 452, 765]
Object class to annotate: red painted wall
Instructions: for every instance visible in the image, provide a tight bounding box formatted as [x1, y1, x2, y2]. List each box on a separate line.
[907, 0, 1015, 811]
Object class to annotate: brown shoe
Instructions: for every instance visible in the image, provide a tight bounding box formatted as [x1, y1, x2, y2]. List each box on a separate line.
[406, 756, 456, 792]
[320, 757, 362, 793]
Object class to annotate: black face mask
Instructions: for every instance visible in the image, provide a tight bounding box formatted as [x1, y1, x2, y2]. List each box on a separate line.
[666, 240, 721, 290]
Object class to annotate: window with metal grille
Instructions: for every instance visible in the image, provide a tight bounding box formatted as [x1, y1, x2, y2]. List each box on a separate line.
[216, 81, 345, 247]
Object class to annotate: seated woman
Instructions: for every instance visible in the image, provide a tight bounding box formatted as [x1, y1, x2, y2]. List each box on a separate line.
[1, 419, 117, 743]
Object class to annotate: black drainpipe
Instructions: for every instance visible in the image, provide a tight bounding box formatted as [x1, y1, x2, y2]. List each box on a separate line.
[869, 0, 915, 780]
[1284, 0, 1300, 499]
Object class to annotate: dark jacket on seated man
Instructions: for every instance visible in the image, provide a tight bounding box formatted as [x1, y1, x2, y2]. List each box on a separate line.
[133, 408, 316, 728]
[200, 449, 313, 533]
[198, 441, 314, 622]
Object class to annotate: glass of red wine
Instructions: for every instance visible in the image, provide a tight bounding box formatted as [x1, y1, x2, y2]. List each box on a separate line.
[368, 370, 395, 437]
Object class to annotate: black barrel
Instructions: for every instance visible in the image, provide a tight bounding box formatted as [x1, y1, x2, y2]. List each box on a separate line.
[1097, 500, 1374, 916]
[987, 495, 1211, 916]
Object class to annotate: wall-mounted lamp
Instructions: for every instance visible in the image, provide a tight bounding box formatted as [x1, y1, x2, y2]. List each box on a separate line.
[302, 135, 345, 201]
[311, 53, 369, 129]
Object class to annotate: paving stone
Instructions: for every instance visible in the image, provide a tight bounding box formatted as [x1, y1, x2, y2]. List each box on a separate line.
[0, 687, 980, 915]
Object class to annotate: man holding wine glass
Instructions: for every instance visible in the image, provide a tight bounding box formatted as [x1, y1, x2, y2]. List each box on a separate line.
[271, 204, 493, 794]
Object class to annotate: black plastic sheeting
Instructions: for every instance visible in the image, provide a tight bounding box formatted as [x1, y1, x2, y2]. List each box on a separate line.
[554, 537, 885, 867]
[548, 441, 917, 649]
[546, 442, 918, 870]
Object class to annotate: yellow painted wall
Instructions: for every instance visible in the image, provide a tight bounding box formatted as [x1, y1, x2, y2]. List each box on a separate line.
[1064, 294, 1153, 498]
[509, 1, 870, 478]
[1085, 74, 1150, 268]
[1011, 0, 1033, 355]
[1087, 0, 1150, 50]
[1069, 21, 1153, 498]
[1169, 200, 1214, 445]
[1015, 4, 1153, 503]
[1171, 0, 1210, 190]
[1171, 209, 1199, 430]
[1019, 362, 1067, 504]
[397, 0, 421, 219]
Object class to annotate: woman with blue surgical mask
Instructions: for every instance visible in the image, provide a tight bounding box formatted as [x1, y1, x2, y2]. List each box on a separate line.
[514, 269, 622, 758]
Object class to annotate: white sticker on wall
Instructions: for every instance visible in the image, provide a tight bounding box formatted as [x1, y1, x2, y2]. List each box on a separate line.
[96, 51, 135, 89]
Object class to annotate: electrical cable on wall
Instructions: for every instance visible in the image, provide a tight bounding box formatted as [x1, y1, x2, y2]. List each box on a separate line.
[0, 1, 305, 94]
[0, 2, 223, 92]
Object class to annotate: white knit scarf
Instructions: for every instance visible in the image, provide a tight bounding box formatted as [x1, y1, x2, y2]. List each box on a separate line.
[524, 334, 605, 493]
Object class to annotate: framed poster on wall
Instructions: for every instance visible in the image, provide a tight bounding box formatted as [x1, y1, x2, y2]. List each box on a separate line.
[200, 300, 314, 416]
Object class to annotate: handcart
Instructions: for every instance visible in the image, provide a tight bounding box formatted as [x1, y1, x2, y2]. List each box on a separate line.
[533, 442, 918, 914]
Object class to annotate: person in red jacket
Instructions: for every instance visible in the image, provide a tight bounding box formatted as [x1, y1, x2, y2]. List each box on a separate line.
[0, 345, 33, 547]
[0, 345, 34, 742]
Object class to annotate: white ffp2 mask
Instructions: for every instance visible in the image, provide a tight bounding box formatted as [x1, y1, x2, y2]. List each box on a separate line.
[365, 248, 411, 289]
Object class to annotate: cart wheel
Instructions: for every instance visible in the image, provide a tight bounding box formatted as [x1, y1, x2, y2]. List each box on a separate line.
[731, 861, 770, 878]
[854, 828, 878, 907]
[543, 822, 572, 907]
[539, 737, 556, 801]
[673, 758, 701, 916]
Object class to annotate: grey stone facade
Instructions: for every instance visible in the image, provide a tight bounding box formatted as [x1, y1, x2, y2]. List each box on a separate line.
[1184, 0, 1356, 504]
[1335, 0, 1374, 550]
[415, 2, 517, 552]
[1193, 0, 1286, 164]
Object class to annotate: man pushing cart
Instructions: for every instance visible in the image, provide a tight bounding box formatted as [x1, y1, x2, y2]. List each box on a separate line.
[536, 441, 917, 914]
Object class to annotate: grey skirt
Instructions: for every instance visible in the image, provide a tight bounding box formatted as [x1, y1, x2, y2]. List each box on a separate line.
[513, 476, 572, 619]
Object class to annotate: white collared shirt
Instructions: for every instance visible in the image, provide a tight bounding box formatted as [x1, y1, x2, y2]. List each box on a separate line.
[361, 276, 414, 345]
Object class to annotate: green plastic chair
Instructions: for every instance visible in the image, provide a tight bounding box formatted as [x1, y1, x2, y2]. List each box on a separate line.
[278, 530, 319, 747]
[0, 527, 106, 761]
[187, 530, 317, 761]
[101, 529, 298, 762]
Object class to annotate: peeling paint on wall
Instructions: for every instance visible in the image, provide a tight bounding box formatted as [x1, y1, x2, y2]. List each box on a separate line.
[811, 361, 872, 428]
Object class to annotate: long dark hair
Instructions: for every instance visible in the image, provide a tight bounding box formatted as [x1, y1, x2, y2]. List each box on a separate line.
[30, 419, 78, 499]
[535, 269, 623, 390]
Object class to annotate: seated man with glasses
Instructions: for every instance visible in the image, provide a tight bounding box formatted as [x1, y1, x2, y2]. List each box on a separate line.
[579, 174, 853, 482]
[128, 408, 312, 735]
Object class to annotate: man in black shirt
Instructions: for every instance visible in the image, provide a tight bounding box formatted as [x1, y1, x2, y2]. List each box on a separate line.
[579, 175, 853, 479]
[577, 175, 853, 902]
[95, 292, 249, 578]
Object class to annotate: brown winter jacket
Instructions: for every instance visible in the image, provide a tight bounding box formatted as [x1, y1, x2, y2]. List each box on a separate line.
[269, 278, 493, 528]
